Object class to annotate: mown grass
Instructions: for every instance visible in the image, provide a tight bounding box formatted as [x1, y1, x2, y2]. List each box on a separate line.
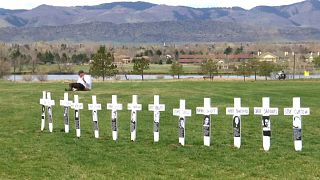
[18, 64, 202, 75]
[0, 79, 319, 179]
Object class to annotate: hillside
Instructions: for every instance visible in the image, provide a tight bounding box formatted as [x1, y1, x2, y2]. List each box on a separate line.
[0, 0, 320, 42]
[1, 20, 320, 43]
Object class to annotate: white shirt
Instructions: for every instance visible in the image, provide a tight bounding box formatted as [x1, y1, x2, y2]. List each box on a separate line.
[77, 74, 92, 90]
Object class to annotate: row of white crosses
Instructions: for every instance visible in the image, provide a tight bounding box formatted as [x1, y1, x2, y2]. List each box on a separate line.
[226, 97, 310, 151]
[40, 92, 310, 151]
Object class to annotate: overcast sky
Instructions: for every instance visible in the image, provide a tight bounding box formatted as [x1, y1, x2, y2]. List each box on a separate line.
[0, 0, 305, 10]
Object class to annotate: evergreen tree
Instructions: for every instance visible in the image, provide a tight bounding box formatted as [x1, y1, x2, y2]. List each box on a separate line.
[224, 46, 233, 55]
[89, 46, 118, 81]
[132, 57, 149, 80]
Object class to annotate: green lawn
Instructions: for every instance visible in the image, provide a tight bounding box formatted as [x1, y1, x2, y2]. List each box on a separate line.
[17, 64, 202, 74]
[0, 80, 319, 179]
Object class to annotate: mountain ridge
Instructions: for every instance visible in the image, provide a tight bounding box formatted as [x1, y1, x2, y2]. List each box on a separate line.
[1, 0, 320, 42]
[1, 20, 320, 43]
[0, 0, 319, 28]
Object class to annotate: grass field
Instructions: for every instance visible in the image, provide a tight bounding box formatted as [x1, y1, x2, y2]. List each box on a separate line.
[18, 64, 202, 75]
[0, 79, 319, 179]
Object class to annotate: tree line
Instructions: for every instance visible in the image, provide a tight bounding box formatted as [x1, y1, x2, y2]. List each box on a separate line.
[89, 46, 287, 81]
[0, 43, 91, 78]
[1, 44, 319, 80]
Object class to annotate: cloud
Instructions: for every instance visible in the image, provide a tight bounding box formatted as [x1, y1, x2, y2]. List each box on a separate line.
[0, 0, 306, 10]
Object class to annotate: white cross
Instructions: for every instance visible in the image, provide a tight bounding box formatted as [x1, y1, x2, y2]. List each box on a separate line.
[148, 95, 165, 142]
[71, 95, 84, 110]
[88, 95, 102, 138]
[71, 95, 83, 138]
[60, 93, 72, 133]
[45, 92, 55, 107]
[128, 95, 142, 141]
[284, 97, 310, 151]
[107, 95, 123, 141]
[40, 91, 47, 131]
[226, 98, 249, 149]
[196, 98, 218, 146]
[46, 92, 55, 133]
[60, 93, 72, 107]
[173, 99, 192, 146]
[254, 97, 278, 151]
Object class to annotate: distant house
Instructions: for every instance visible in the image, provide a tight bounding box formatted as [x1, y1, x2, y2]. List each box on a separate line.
[178, 54, 254, 70]
[258, 52, 278, 62]
[114, 55, 132, 64]
[217, 60, 229, 70]
[213, 54, 254, 62]
[121, 56, 132, 64]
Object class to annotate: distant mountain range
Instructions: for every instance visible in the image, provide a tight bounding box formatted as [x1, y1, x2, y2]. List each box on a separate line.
[0, 0, 320, 42]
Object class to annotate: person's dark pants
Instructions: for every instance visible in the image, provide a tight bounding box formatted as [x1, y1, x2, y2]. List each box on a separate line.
[68, 83, 85, 91]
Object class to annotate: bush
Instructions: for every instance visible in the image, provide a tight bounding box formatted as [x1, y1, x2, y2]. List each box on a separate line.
[156, 75, 164, 79]
[37, 73, 48, 81]
[166, 59, 173, 64]
[0, 60, 11, 79]
[22, 75, 33, 81]
[114, 75, 121, 80]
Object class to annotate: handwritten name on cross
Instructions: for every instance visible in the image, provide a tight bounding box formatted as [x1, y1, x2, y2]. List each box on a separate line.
[128, 95, 142, 141]
[196, 98, 218, 146]
[60, 93, 72, 133]
[148, 95, 165, 142]
[173, 99, 192, 146]
[107, 95, 123, 141]
[284, 97, 310, 151]
[254, 97, 278, 151]
[88, 95, 102, 138]
[226, 98, 249, 149]
[71, 95, 83, 138]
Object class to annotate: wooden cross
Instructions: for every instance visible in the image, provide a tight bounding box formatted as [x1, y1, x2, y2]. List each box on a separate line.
[60, 93, 72, 133]
[71, 95, 83, 138]
[88, 95, 102, 138]
[226, 98, 249, 149]
[46, 92, 55, 133]
[148, 95, 165, 142]
[40, 91, 47, 131]
[128, 95, 142, 141]
[196, 98, 218, 146]
[284, 97, 310, 151]
[173, 99, 192, 146]
[107, 95, 123, 141]
[254, 97, 278, 151]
